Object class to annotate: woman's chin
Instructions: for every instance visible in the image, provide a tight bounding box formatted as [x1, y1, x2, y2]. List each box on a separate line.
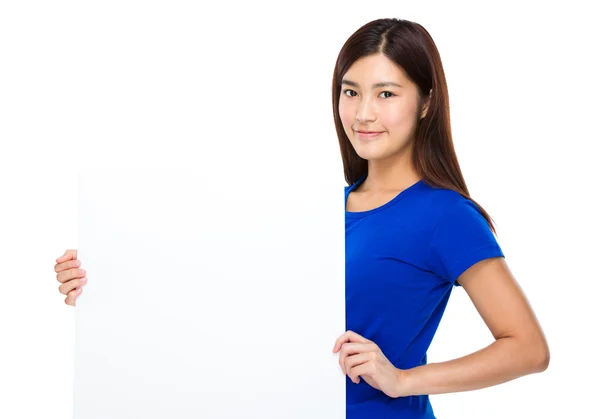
[354, 147, 387, 161]
[353, 140, 412, 162]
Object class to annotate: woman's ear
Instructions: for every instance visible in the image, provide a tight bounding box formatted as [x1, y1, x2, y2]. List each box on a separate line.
[420, 89, 432, 119]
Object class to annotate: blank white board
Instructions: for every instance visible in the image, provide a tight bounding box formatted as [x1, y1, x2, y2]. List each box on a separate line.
[75, 168, 345, 418]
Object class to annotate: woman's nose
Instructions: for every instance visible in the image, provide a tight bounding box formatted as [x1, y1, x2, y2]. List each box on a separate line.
[355, 98, 377, 123]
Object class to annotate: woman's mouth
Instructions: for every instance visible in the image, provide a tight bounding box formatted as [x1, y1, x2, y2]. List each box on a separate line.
[355, 131, 384, 139]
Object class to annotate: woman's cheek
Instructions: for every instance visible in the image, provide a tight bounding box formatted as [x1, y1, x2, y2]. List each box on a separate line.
[339, 107, 355, 133]
[382, 105, 416, 133]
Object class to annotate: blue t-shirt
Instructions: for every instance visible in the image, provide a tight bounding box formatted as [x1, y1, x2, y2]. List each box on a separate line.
[345, 174, 504, 418]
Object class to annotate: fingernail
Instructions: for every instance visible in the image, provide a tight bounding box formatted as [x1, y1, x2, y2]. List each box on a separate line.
[81, 278, 88, 284]
[80, 269, 86, 275]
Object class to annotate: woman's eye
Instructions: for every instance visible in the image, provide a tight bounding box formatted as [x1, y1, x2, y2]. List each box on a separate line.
[342, 89, 395, 98]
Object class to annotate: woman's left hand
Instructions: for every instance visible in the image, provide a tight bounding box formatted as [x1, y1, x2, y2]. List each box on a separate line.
[333, 330, 408, 398]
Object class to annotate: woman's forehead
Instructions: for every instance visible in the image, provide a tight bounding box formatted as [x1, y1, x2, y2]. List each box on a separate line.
[343, 55, 409, 85]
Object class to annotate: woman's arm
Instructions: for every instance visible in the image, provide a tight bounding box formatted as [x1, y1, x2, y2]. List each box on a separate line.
[396, 257, 550, 397]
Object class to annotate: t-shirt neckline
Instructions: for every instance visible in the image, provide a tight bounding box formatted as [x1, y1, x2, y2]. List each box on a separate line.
[345, 174, 425, 218]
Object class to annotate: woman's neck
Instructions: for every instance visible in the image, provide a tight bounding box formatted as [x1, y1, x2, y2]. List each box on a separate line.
[363, 152, 420, 192]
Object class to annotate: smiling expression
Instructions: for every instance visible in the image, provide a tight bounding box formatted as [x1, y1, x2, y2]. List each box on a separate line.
[339, 53, 429, 162]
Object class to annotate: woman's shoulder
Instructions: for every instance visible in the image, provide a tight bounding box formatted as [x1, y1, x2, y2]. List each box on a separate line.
[419, 180, 464, 203]
[418, 181, 480, 220]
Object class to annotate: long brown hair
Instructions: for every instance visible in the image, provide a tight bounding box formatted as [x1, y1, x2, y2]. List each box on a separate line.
[332, 18, 498, 234]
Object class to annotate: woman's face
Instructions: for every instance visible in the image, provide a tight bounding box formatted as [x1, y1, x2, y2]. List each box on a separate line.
[338, 53, 429, 162]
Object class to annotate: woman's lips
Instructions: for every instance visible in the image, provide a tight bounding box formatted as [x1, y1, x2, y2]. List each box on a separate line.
[355, 131, 384, 139]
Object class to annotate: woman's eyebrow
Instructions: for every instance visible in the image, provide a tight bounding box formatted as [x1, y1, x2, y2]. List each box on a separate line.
[341, 79, 403, 89]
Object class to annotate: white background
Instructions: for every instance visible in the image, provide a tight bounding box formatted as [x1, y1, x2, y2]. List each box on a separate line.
[1, 1, 599, 418]
[75, 169, 344, 418]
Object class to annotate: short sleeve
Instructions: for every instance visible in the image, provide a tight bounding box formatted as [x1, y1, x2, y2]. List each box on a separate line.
[427, 199, 505, 287]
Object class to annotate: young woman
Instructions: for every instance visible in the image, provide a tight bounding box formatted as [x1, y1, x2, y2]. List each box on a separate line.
[330, 18, 549, 418]
[54, 17, 549, 419]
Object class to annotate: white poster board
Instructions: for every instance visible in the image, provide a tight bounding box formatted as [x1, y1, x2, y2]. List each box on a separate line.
[75, 168, 345, 418]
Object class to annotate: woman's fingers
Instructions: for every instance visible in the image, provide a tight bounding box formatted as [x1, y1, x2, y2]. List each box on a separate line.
[59, 277, 87, 296]
[333, 330, 370, 352]
[57, 267, 86, 284]
[334, 331, 371, 374]
[338, 342, 363, 374]
[65, 288, 83, 306]
[54, 258, 81, 274]
[345, 352, 375, 382]
[55, 249, 84, 306]
[56, 249, 77, 264]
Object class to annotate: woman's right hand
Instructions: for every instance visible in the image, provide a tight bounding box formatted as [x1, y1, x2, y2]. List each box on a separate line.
[54, 249, 87, 306]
